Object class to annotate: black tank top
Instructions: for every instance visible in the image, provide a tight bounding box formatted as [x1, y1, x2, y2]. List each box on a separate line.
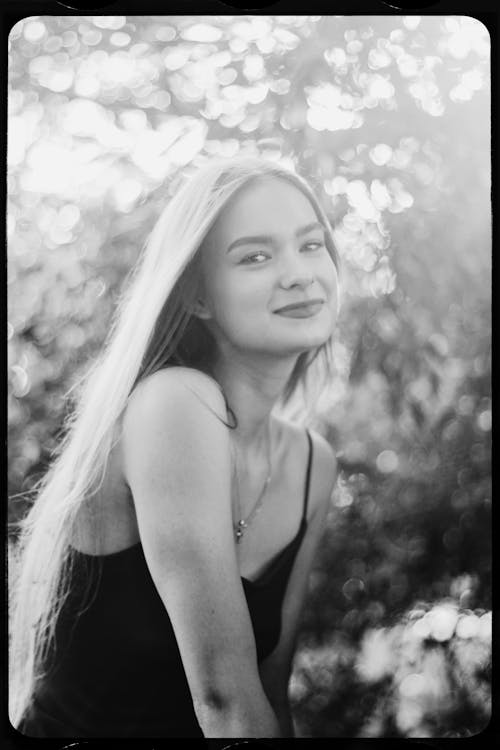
[19, 431, 314, 738]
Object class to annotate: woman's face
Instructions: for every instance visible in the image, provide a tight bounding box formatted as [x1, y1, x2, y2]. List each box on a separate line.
[198, 176, 339, 360]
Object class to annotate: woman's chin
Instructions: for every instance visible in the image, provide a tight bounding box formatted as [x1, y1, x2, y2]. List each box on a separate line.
[270, 333, 332, 357]
[280, 325, 334, 351]
[228, 321, 334, 359]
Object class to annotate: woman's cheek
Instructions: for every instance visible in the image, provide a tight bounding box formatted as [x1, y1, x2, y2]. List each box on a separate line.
[325, 259, 339, 294]
[213, 285, 250, 326]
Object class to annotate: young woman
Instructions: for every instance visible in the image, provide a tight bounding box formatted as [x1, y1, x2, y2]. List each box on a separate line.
[10, 156, 341, 738]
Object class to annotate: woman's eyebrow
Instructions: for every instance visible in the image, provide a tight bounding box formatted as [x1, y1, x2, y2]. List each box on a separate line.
[226, 221, 325, 254]
[296, 220, 325, 238]
[226, 235, 275, 253]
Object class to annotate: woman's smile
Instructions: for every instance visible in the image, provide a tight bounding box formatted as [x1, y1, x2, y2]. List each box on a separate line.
[273, 299, 325, 318]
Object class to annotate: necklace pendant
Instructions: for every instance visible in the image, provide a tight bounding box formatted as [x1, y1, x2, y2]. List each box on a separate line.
[232, 426, 273, 546]
[235, 519, 247, 543]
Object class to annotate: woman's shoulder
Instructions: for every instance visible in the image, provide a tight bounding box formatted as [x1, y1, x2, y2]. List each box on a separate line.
[276, 418, 337, 475]
[305, 426, 338, 522]
[124, 367, 228, 425]
[120, 366, 232, 495]
[309, 427, 338, 495]
[275, 418, 338, 517]
[308, 426, 337, 469]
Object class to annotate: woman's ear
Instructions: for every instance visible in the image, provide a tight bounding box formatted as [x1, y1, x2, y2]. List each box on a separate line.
[190, 299, 212, 320]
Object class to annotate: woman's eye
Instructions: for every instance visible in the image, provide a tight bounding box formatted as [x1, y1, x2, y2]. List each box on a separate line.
[240, 252, 270, 264]
[302, 241, 325, 252]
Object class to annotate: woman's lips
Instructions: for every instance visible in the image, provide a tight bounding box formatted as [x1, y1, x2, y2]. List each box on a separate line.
[274, 300, 325, 318]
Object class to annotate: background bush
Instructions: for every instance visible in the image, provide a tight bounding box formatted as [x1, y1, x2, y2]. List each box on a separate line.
[8, 14, 491, 737]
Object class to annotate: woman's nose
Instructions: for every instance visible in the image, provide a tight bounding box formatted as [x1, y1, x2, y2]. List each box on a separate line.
[278, 253, 314, 289]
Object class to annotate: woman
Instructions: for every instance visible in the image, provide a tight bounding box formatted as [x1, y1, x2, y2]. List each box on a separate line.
[10, 156, 341, 738]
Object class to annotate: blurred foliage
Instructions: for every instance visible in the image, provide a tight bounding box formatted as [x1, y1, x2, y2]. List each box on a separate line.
[8, 15, 490, 737]
[292, 599, 491, 737]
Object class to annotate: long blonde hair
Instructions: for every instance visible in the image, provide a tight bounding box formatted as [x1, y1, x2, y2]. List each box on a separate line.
[9, 156, 340, 726]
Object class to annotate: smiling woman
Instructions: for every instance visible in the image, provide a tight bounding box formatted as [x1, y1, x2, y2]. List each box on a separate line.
[10, 157, 341, 738]
[197, 176, 339, 363]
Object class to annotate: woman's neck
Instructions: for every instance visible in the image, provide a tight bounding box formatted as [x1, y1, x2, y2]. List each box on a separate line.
[212, 352, 297, 453]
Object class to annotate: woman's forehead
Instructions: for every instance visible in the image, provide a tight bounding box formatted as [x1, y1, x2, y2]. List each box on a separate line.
[210, 176, 318, 243]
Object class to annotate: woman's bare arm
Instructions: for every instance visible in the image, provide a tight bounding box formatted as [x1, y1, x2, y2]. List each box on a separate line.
[258, 431, 338, 735]
[121, 367, 281, 737]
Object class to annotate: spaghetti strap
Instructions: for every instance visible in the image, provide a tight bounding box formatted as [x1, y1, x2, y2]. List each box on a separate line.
[302, 430, 314, 524]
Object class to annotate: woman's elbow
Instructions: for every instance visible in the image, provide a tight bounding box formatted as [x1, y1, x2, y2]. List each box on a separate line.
[192, 684, 281, 737]
[192, 685, 232, 717]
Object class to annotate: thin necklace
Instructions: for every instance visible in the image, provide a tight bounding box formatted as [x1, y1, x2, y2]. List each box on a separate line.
[232, 424, 273, 544]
